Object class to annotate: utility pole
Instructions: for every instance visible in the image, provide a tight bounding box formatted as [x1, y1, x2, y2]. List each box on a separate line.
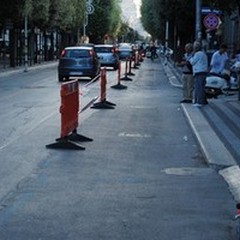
[83, 0, 95, 43]
[24, 14, 28, 72]
[195, 0, 202, 41]
[165, 20, 169, 49]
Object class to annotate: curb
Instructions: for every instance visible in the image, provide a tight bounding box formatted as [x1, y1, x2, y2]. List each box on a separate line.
[181, 103, 236, 167]
[163, 62, 236, 167]
[219, 165, 240, 202]
[163, 61, 240, 203]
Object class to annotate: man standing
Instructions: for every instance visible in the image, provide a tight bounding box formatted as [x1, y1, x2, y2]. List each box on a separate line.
[178, 43, 194, 103]
[209, 43, 228, 75]
[189, 41, 208, 107]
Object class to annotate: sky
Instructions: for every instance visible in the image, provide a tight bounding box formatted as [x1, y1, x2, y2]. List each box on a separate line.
[120, 0, 148, 37]
[133, 0, 141, 18]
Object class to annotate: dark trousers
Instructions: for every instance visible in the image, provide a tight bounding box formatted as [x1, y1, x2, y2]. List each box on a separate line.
[194, 73, 207, 104]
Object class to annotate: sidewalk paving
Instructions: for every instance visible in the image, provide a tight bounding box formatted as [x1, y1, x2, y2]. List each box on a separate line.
[164, 61, 240, 202]
[0, 61, 58, 78]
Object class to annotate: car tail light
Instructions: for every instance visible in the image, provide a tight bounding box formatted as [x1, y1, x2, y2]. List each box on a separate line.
[89, 50, 94, 56]
[61, 49, 66, 57]
[112, 48, 118, 53]
[89, 50, 94, 64]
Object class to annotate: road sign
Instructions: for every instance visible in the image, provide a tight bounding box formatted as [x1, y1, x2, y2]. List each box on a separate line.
[86, 3, 95, 14]
[203, 13, 219, 30]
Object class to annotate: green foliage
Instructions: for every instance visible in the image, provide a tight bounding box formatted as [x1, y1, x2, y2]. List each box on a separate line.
[87, 0, 121, 43]
[0, 0, 84, 30]
[31, 0, 50, 27]
[140, 0, 239, 43]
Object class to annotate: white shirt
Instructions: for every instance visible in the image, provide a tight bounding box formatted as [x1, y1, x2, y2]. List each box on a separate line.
[189, 50, 208, 75]
[210, 50, 228, 74]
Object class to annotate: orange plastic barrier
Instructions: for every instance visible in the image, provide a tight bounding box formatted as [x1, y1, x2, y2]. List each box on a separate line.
[133, 51, 139, 69]
[128, 58, 135, 76]
[46, 79, 93, 150]
[60, 80, 79, 138]
[111, 61, 127, 90]
[91, 68, 116, 109]
[120, 58, 132, 81]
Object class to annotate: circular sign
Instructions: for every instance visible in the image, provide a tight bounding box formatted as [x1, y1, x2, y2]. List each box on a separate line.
[86, 3, 95, 14]
[203, 13, 219, 30]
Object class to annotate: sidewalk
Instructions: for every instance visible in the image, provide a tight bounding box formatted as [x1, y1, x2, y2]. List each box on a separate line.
[0, 61, 58, 78]
[164, 61, 240, 202]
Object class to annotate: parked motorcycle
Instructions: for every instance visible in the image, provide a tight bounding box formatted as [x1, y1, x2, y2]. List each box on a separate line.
[205, 61, 240, 98]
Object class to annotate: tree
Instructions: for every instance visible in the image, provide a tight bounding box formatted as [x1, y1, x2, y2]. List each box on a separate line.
[140, 0, 240, 52]
[87, 0, 121, 43]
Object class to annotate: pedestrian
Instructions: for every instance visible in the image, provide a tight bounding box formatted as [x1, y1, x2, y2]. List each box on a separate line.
[177, 43, 194, 103]
[150, 43, 158, 60]
[189, 41, 208, 107]
[209, 43, 229, 75]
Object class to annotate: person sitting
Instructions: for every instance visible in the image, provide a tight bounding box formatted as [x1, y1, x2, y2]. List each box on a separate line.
[209, 43, 229, 76]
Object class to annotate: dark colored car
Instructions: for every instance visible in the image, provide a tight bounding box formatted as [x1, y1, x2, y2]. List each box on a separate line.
[95, 44, 119, 70]
[58, 46, 100, 81]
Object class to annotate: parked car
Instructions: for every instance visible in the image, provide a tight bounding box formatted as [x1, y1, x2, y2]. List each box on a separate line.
[94, 44, 119, 70]
[58, 46, 100, 81]
[118, 45, 133, 60]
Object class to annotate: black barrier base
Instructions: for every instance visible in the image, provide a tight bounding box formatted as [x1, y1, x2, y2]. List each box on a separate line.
[132, 65, 139, 70]
[68, 130, 93, 142]
[111, 83, 128, 90]
[91, 101, 115, 109]
[104, 99, 116, 106]
[127, 71, 135, 76]
[120, 74, 133, 81]
[46, 138, 85, 150]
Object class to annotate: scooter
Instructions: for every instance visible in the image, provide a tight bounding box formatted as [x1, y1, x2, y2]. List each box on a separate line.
[205, 62, 240, 98]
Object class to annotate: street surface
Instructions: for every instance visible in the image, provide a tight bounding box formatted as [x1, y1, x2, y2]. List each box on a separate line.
[0, 59, 236, 239]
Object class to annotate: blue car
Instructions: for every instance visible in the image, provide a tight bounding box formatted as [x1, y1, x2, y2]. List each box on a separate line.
[95, 44, 119, 70]
[58, 46, 101, 81]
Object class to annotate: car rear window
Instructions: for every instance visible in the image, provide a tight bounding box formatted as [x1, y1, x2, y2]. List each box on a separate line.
[95, 47, 113, 53]
[65, 50, 90, 58]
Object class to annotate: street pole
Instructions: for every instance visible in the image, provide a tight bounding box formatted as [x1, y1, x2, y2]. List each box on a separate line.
[24, 14, 28, 72]
[83, 0, 94, 43]
[195, 0, 202, 41]
[165, 20, 169, 49]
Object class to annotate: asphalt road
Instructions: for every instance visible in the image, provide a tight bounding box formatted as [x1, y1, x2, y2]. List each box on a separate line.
[0, 59, 236, 239]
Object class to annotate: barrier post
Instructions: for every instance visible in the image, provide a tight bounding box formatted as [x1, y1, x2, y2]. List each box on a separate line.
[136, 51, 141, 66]
[139, 50, 144, 62]
[46, 79, 93, 150]
[111, 61, 128, 90]
[91, 68, 116, 109]
[133, 51, 139, 69]
[127, 58, 135, 76]
[120, 58, 133, 81]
